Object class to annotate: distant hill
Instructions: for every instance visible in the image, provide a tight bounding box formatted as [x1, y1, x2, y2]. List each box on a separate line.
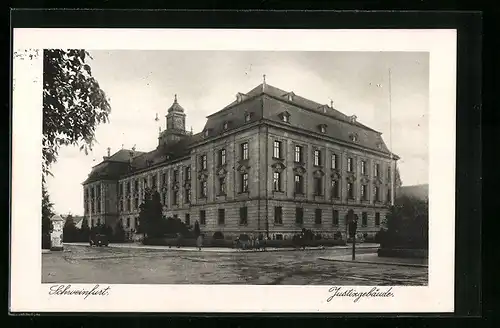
[397, 184, 429, 200]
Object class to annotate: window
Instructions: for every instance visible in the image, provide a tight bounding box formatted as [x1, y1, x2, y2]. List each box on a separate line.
[351, 134, 358, 142]
[185, 189, 191, 203]
[315, 209, 322, 224]
[119, 199, 123, 212]
[173, 190, 179, 205]
[91, 187, 95, 198]
[294, 145, 303, 163]
[241, 173, 249, 192]
[282, 114, 289, 123]
[347, 182, 354, 199]
[361, 184, 367, 200]
[374, 186, 380, 201]
[332, 209, 339, 225]
[162, 192, 168, 205]
[185, 166, 191, 181]
[331, 154, 337, 169]
[134, 180, 139, 192]
[361, 160, 366, 175]
[223, 121, 228, 130]
[173, 170, 179, 184]
[374, 163, 380, 177]
[295, 207, 304, 224]
[331, 180, 339, 198]
[239, 207, 248, 225]
[97, 201, 101, 213]
[218, 209, 225, 225]
[241, 142, 249, 160]
[275, 234, 283, 240]
[134, 197, 139, 210]
[294, 175, 304, 194]
[273, 172, 281, 191]
[314, 177, 323, 195]
[273, 140, 282, 159]
[161, 173, 167, 186]
[387, 166, 392, 181]
[126, 217, 130, 228]
[126, 199, 131, 211]
[204, 129, 209, 137]
[200, 210, 206, 225]
[347, 157, 353, 172]
[219, 149, 227, 166]
[320, 125, 326, 133]
[200, 181, 207, 198]
[362, 212, 368, 227]
[274, 206, 283, 224]
[143, 178, 148, 188]
[219, 176, 226, 195]
[387, 188, 392, 203]
[201, 155, 207, 170]
[152, 175, 157, 189]
[119, 183, 123, 195]
[314, 150, 321, 166]
[185, 213, 190, 226]
[375, 212, 381, 226]
[245, 112, 252, 122]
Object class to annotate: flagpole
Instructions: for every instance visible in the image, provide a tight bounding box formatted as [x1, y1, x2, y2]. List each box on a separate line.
[389, 68, 395, 206]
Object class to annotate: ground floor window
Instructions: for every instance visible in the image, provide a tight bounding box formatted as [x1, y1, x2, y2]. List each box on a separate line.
[332, 209, 339, 225]
[375, 212, 380, 226]
[218, 209, 225, 225]
[239, 206, 248, 225]
[295, 207, 304, 224]
[200, 210, 206, 225]
[362, 212, 368, 227]
[185, 213, 190, 226]
[274, 206, 283, 224]
[315, 208, 322, 224]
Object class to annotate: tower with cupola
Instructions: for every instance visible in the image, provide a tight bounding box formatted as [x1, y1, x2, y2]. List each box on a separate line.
[159, 94, 189, 146]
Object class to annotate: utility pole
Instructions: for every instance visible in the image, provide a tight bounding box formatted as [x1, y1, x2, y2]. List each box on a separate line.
[388, 68, 395, 206]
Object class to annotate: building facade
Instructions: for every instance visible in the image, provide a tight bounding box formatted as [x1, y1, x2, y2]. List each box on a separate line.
[82, 82, 399, 240]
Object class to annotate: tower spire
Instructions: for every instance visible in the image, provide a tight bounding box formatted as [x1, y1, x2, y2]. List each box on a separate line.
[174, 94, 177, 103]
[262, 74, 266, 91]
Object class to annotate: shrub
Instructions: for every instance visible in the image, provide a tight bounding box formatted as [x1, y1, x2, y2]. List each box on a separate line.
[333, 231, 343, 240]
[212, 231, 224, 240]
[42, 233, 51, 249]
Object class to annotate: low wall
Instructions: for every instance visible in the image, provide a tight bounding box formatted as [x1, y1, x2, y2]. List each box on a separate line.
[143, 237, 346, 248]
[377, 248, 428, 259]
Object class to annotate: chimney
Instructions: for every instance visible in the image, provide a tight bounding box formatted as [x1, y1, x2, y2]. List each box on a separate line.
[107, 147, 111, 157]
[330, 100, 334, 108]
[262, 74, 266, 91]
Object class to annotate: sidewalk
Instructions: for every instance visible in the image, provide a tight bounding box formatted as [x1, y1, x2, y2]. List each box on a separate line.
[61, 242, 380, 253]
[319, 253, 428, 268]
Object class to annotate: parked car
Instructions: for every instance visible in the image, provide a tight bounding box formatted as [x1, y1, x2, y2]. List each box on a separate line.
[90, 234, 109, 247]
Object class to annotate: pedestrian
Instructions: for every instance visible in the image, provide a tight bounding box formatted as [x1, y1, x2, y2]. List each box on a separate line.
[255, 236, 260, 251]
[196, 234, 203, 251]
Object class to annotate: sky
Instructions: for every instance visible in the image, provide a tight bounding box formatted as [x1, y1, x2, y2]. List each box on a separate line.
[45, 50, 429, 215]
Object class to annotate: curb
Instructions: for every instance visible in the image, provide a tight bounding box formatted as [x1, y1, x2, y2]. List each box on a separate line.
[318, 257, 428, 268]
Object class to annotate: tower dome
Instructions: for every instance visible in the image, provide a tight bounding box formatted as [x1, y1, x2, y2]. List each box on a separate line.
[167, 94, 185, 113]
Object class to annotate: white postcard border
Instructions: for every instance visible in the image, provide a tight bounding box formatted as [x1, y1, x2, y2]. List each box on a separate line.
[11, 28, 456, 313]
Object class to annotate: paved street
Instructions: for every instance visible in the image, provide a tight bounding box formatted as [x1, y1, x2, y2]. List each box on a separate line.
[42, 245, 428, 285]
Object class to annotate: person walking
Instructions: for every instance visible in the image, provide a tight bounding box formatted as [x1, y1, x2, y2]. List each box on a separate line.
[196, 234, 203, 251]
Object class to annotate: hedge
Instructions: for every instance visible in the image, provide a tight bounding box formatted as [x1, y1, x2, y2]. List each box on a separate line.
[142, 237, 347, 248]
[42, 233, 51, 250]
[377, 248, 428, 259]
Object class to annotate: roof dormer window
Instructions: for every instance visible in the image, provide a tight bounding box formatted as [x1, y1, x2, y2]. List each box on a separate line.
[279, 111, 291, 123]
[244, 112, 252, 122]
[204, 129, 210, 137]
[223, 121, 229, 130]
[236, 92, 246, 103]
[318, 124, 327, 133]
[349, 133, 358, 142]
[350, 115, 357, 123]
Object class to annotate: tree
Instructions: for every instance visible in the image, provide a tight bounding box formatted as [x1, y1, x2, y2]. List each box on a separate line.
[382, 195, 429, 249]
[80, 217, 90, 241]
[113, 220, 126, 242]
[42, 49, 111, 179]
[63, 215, 79, 242]
[41, 184, 54, 235]
[139, 189, 165, 239]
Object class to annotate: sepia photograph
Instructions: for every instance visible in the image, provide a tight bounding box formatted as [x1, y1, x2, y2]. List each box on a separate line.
[41, 50, 429, 286]
[11, 28, 456, 313]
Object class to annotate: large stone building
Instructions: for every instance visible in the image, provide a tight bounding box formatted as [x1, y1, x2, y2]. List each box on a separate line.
[82, 81, 399, 240]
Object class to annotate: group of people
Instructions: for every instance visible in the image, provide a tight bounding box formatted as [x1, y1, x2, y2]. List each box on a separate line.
[235, 233, 268, 251]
